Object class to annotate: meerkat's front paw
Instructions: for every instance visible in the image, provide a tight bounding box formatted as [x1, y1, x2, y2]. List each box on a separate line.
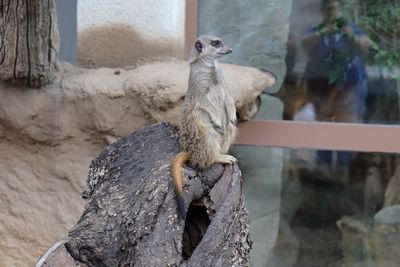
[212, 122, 225, 134]
[216, 154, 238, 164]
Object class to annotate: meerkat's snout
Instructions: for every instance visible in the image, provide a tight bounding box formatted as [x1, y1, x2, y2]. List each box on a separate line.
[218, 46, 233, 56]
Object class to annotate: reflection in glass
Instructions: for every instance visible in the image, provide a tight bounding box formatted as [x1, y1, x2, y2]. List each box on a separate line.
[277, 0, 400, 125]
[197, 0, 400, 266]
[275, 147, 400, 267]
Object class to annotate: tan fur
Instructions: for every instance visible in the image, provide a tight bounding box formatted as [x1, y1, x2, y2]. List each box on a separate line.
[171, 35, 238, 218]
[171, 151, 191, 195]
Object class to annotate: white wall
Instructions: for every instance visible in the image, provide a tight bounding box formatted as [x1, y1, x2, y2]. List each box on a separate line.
[77, 0, 186, 67]
[78, 0, 185, 41]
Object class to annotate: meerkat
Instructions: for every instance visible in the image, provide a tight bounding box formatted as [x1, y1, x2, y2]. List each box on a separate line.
[170, 35, 238, 219]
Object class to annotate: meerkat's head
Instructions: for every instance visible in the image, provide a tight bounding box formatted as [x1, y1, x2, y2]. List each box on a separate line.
[189, 35, 232, 65]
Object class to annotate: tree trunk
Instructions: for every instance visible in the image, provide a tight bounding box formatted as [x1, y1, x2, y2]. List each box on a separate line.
[61, 123, 251, 267]
[0, 0, 60, 88]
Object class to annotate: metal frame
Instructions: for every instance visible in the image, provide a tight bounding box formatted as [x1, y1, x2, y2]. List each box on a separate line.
[185, 0, 197, 58]
[237, 120, 400, 153]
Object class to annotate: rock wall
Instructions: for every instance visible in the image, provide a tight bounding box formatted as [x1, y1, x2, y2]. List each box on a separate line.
[198, 0, 292, 93]
[198, 1, 292, 265]
[0, 60, 274, 267]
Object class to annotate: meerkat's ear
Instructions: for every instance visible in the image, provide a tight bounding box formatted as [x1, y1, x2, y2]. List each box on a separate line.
[189, 40, 202, 63]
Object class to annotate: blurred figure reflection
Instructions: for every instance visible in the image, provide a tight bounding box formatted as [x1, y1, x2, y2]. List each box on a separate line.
[301, 0, 371, 176]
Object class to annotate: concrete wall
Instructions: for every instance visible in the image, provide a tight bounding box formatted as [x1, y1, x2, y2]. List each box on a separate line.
[77, 0, 186, 68]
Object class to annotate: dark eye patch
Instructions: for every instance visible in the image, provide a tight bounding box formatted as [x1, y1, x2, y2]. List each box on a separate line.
[195, 40, 203, 52]
[211, 40, 222, 47]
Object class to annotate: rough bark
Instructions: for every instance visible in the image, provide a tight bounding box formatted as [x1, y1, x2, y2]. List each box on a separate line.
[0, 0, 60, 87]
[63, 123, 251, 267]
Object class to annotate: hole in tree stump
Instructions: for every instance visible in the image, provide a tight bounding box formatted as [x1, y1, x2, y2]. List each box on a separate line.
[181, 200, 211, 260]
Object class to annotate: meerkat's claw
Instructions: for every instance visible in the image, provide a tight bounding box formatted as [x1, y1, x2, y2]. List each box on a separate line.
[216, 154, 237, 164]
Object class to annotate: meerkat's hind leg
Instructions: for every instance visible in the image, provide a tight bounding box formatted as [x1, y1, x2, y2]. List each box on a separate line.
[184, 162, 197, 171]
[183, 162, 197, 178]
[215, 154, 237, 164]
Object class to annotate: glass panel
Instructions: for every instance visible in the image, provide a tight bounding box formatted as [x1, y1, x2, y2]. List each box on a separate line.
[198, 1, 400, 265]
[198, 0, 400, 125]
[231, 145, 400, 266]
[282, 0, 400, 125]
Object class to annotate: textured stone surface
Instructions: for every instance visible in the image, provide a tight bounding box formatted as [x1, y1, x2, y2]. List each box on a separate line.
[198, 0, 292, 94]
[0, 59, 273, 267]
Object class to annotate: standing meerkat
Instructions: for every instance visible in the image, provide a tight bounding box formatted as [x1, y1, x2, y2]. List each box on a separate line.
[171, 35, 238, 219]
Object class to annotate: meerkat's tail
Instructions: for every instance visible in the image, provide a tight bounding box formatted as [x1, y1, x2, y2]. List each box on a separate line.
[170, 151, 191, 219]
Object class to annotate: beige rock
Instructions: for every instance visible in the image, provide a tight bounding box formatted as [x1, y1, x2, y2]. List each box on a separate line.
[125, 59, 276, 126]
[0, 59, 274, 267]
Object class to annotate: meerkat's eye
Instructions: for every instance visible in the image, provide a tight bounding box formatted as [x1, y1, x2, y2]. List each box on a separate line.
[211, 40, 222, 47]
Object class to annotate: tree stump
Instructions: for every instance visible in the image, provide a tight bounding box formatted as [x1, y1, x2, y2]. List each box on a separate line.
[0, 0, 60, 87]
[63, 123, 251, 267]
